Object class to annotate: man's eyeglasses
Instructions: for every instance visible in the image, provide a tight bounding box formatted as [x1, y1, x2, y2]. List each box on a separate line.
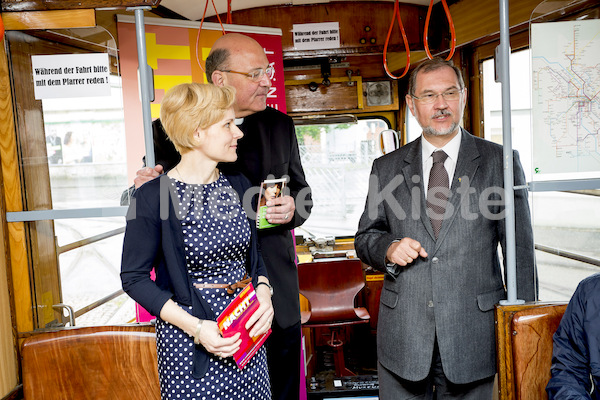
[221, 65, 275, 82]
[411, 88, 464, 104]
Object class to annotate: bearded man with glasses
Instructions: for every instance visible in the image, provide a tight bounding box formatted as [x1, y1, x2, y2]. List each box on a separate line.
[355, 57, 536, 399]
[131, 33, 312, 400]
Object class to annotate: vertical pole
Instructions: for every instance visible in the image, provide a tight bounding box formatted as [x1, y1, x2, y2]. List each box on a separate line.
[128, 6, 155, 167]
[498, 0, 523, 305]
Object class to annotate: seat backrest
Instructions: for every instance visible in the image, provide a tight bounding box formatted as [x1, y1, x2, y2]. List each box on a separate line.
[495, 302, 567, 400]
[21, 324, 160, 400]
[298, 259, 365, 323]
[511, 304, 567, 399]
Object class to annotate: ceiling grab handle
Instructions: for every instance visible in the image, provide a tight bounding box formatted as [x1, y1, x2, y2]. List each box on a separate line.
[424, 0, 456, 60]
[383, 0, 411, 79]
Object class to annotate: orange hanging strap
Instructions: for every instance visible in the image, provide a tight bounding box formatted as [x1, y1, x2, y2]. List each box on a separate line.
[383, 0, 411, 79]
[226, 0, 233, 24]
[210, 0, 225, 28]
[195, 0, 227, 73]
[424, 0, 456, 60]
[0, 14, 4, 40]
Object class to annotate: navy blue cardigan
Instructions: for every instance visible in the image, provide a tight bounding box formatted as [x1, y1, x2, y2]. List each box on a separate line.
[120, 172, 268, 378]
[546, 273, 600, 399]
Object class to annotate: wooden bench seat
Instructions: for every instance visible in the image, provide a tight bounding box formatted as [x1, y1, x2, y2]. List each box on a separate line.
[21, 324, 160, 400]
[495, 302, 567, 400]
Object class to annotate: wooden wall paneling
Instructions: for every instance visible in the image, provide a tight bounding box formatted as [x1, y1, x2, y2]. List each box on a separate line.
[285, 76, 363, 113]
[0, 34, 25, 396]
[0, 0, 160, 12]
[377, 111, 397, 132]
[464, 46, 483, 139]
[287, 79, 400, 117]
[6, 31, 62, 329]
[451, 50, 473, 135]
[214, 2, 425, 55]
[219, 2, 425, 79]
[396, 75, 409, 144]
[284, 52, 400, 82]
[0, 36, 20, 400]
[385, 50, 428, 80]
[1, 9, 96, 30]
[450, 0, 544, 48]
[0, 220, 18, 395]
[0, 37, 34, 337]
[0, 238, 18, 396]
[474, 30, 531, 62]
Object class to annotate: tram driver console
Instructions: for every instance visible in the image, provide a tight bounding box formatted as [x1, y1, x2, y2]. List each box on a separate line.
[307, 374, 379, 400]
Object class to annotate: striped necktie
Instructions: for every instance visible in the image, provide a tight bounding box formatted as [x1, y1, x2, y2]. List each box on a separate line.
[427, 150, 449, 239]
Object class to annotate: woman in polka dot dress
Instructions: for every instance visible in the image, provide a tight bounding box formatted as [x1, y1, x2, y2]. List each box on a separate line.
[121, 83, 274, 400]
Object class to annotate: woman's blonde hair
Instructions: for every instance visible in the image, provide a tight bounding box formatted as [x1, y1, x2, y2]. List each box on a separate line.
[160, 83, 236, 153]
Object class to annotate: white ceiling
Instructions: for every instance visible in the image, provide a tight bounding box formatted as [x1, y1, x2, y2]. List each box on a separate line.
[159, 0, 436, 21]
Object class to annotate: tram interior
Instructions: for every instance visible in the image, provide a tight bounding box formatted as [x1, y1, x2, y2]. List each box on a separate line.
[0, 0, 599, 399]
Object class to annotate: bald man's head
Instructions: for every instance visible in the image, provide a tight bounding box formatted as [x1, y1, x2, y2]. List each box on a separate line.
[205, 33, 272, 118]
[205, 34, 265, 82]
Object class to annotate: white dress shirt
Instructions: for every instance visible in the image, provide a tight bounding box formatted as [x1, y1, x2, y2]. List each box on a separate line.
[421, 132, 461, 199]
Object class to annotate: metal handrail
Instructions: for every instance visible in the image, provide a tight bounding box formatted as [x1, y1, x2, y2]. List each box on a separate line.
[564, 190, 600, 197]
[535, 244, 600, 267]
[57, 227, 125, 254]
[73, 289, 126, 320]
[54, 226, 127, 326]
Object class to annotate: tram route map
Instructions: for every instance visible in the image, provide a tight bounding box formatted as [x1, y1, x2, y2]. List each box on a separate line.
[531, 19, 600, 181]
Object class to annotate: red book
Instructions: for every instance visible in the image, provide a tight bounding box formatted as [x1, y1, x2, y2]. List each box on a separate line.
[216, 283, 271, 369]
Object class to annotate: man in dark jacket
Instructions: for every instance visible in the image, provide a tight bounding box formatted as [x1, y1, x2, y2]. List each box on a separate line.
[130, 33, 312, 400]
[546, 273, 600, 399]
[355, 57, 536, 399]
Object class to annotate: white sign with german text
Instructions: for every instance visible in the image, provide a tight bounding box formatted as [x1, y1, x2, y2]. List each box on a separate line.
[293, 22, 340, 50]
[31, 53, 111, 99]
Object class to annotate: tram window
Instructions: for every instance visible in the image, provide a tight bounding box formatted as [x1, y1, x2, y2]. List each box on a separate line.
[295, 118, 390, 239]
[482, 49, 533, 180]
[42, 75, 135, 326]
[482, 50, 600, 302]
[43, 75, 127, 202]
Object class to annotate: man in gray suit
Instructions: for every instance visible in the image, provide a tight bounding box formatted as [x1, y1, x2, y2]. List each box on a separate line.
[355, 57, 536, 399]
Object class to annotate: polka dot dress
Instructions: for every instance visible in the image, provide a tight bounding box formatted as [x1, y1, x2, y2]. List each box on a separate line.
[155, 173, 271, 400]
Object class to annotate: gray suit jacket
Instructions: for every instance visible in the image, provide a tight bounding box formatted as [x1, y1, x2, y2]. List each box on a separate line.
[355, 129, 537, 384]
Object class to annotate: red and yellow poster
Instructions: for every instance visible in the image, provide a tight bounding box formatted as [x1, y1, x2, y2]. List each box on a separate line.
[116, 16, 285, 182]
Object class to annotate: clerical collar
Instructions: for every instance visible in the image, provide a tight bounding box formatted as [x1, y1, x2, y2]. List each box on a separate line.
[235, 118, 244, 126]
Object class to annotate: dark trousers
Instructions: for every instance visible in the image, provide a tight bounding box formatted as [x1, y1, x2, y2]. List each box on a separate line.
[267, 320, 302, 400]
[378, 341, 494, 400]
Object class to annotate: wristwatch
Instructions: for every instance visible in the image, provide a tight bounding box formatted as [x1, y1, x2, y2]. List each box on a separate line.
[256, 281, 274, 297]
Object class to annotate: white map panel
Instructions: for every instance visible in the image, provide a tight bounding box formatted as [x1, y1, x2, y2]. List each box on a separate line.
[531, 20, 600, 181]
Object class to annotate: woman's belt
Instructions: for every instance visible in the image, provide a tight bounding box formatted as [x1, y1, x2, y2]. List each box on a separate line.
[193, 277, 252, 295]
